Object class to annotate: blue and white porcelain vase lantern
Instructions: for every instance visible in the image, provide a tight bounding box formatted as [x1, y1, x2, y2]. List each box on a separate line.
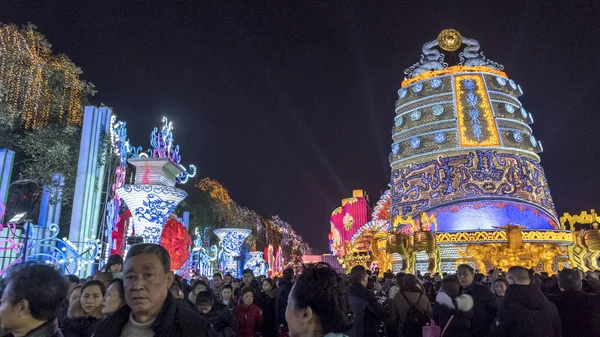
[214, 228, 252, 277]
[244, 251, 269, 277]
[117, 158, 187, 244]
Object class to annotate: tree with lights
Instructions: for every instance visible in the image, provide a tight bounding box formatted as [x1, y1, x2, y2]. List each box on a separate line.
[0, 23, 95, 128]
[191, 178, 310, 272]
[1, 83, 83, 224]
[263, 215, 311, 271]
[0, 23, 95, 226]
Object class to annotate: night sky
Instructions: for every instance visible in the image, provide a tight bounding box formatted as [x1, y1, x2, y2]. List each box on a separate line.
[3, 1, 600, 253]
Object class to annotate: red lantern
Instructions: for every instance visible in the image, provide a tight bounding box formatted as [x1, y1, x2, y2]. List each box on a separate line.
[111, 209, 131, 256]
[160, 219, 192, 270]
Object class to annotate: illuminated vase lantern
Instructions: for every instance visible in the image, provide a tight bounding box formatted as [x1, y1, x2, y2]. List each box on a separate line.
[214, 228, 252, 277]
[244, 251, 269, 277]
[391, 29, 566, 272]
[117, 158, 187, 243]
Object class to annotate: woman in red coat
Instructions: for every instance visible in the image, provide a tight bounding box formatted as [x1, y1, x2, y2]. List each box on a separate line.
[233, 286, 263, 337]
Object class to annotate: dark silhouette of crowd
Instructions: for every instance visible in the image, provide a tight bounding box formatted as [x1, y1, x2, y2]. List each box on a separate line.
[1, 246, 600, 337]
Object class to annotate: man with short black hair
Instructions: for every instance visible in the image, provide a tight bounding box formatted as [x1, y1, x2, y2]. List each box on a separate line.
[58, 274, 81, 322]
[275, 268, 294, 333]
[548, 268, 600, 336]
[457, 264, 496, 337]
[196, 290, 236, 337]
[65, 275, 80, 290]
[212, 272, 224, 302]
[93, 271, 113, 288]
[347, 265, 385, 337]
[0, 263, 68, 337]
[241, 269, 255, 287]
[93, 243, 209, 337]
[241, 269, 261, 304]
[492, 266, 561, 337]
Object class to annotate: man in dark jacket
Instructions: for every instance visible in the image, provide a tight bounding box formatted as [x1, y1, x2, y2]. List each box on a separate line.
[457, 264, 497, 337]
[347, 265, 386, 337]
[492, 266, 561, 337]
[196, 290, 236, 337]
[241, 269, 262, 304]
[548, 268, 600, 337]
[93, 244, 209, 337]
[0, 263, 68, 337]
[275, 268, 294, 329]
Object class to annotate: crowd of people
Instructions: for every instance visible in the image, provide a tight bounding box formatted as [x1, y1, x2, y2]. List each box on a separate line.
[0, 244, 599, 337]
[342, 264, 600, 337]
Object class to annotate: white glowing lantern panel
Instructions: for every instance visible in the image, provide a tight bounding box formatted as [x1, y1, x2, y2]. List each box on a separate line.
[117, 185, 187, 243]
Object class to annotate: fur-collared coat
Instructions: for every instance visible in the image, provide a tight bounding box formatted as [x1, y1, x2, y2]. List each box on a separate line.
[432, 292, 474, 337]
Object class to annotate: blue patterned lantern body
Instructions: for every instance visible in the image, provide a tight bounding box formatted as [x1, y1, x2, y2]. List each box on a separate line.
[244, 251, 269, 277]
[214, 228, 252, 277]
[116, 158, 187, 244]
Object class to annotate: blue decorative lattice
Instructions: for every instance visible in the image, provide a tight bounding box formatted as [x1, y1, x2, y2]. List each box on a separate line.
[513, 131, 523, 142]
[410, 137, 421, 149]
[410, 110, 422, 121]
[398, 89, 407, 99]
[462, 79, 483, 142]
[430, 78, 442, 88]
[520, 107, 528, 119]
[394, 115, 404, 127]
[434, 132, 447, 144]
[529, 135, 537, 147]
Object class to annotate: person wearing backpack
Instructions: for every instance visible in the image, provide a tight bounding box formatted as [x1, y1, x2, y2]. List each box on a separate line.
[433, 277, 474, 337]
[392, 274, 432, 337]
[347, 265, 386, 337]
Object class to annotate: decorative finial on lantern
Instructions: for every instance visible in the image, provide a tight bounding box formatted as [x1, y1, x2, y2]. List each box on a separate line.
[437, 29, 462, 51]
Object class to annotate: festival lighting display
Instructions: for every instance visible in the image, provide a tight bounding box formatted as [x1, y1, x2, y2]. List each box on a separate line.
[68, 107, 112, 276]
[329, 190, 371, 255]
[0, 202, 100, 275]
[214, 228, 251, 277]
[339, 30, 573, 275]
[0, 24, 88, 128]
[0, 150, 15, 223]
[106, 116, 195, 256]
[184, 227, 218, 278]
[392, 30, 557, 230]
[117, 164, 186, 243]
[116, 118, 194, 244]
[383, 29, 567, 272]
[244, 251, 269, 277]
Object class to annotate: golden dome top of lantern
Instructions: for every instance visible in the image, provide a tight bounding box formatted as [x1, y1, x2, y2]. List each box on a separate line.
[437, 29, 462, 51]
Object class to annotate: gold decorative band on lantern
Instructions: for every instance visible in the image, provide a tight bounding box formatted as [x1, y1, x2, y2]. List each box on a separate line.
[401, 66, 508, 88]
[436, 230, 573, 245]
